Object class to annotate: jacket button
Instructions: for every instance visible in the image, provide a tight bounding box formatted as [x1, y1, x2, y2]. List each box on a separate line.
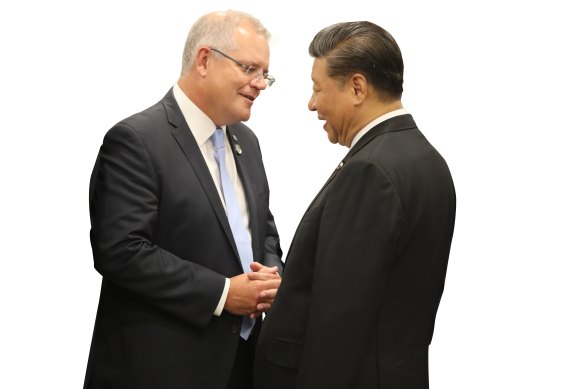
[231, 324, 239, 334]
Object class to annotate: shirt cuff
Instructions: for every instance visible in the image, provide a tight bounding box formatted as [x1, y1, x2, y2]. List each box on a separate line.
[214, 277, 230, 316]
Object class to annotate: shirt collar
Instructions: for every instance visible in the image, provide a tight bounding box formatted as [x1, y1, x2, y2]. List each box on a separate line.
[350, 108, 408, 149]
[173, 83, 225, 145]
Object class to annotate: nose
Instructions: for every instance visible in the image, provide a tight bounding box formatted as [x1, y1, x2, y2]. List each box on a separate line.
[308, 92, 316, 111]
[250, 76, 268, 90]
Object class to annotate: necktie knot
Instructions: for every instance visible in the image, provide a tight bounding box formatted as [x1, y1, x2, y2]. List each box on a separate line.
[211, 128, 225, 150]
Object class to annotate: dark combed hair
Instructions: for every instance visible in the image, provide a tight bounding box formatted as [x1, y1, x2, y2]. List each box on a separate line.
[309, 21, 404, 100]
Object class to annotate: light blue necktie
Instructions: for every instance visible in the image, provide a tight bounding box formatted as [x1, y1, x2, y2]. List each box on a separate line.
[211, 128, 255, 339]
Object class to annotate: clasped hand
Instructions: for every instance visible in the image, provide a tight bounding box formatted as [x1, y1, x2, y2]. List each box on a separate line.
[224, 262, 281, 319]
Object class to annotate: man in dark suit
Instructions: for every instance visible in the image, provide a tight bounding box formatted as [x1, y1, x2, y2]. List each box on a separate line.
[254, 21, 456, 389]
[84, 10, 283, 389]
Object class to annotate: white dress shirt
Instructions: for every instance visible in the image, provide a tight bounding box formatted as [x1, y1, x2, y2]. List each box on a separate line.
[173, 84, 252, 316]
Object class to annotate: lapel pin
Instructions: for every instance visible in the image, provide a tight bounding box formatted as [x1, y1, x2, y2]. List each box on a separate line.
[234, 144, 243, 155]
[336, 161, 344, 170]
[232, 134, 239, 142]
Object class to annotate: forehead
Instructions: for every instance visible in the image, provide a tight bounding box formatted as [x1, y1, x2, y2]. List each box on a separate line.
[231, 24, 270, 62]
[311, 58, 329, 82]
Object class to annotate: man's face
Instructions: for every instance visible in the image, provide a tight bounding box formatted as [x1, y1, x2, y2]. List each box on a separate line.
[207, 24, 270, 125]
[308, 58, 354, 145]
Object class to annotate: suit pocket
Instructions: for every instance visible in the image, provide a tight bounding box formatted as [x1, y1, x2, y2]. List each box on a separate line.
[267, 338, 304, 370]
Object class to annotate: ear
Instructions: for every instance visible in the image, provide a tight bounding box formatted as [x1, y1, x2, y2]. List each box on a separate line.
[194, 46, 212, 75]
[349, 73, 368, 104]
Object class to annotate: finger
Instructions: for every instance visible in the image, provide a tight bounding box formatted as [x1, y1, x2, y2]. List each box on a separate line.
[264, 279, 281, 291]
[249, 262, 263, 272]
[261, 265, 279, 274]
[247, 272, 279, 281]
[250, 262, 279, 274]
[256, 303, 272, 312]
[259, 288, 278, 300]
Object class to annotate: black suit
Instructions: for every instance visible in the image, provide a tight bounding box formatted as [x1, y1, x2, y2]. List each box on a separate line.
[84, 89, 282, 389]
[254, 114, 455, 389]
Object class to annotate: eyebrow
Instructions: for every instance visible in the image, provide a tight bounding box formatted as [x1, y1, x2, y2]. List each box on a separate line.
[236, 55, 266, 70]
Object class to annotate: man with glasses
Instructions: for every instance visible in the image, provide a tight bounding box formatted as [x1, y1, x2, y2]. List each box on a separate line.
[254, 21, 456, 389]
[84, 10, 282, 389]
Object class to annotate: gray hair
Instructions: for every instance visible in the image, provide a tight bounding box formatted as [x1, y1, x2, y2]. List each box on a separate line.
[181, 10, 271, 76]
[309, 21, 404, 100]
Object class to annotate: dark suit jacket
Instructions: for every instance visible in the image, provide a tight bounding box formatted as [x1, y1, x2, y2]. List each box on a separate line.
[84, 89, 282, 389]
[254, 114, 455, 389]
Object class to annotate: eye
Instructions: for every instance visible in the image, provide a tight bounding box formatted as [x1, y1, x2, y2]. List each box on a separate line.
[242, 65, 256, 74]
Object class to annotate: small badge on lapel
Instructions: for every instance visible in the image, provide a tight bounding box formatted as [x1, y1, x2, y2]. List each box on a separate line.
[234, 144, 243, 155]
[336, 161, 344, 170]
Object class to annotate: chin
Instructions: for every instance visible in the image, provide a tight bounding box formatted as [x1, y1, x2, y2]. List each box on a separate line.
[226, 112, 251, 124]
[327, 134, 338, 144]
[325, 129, 338, 144]
[238, 109, 252, 122]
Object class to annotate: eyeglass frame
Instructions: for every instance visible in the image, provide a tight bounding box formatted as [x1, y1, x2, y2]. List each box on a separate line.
[210, 48, 275, 87]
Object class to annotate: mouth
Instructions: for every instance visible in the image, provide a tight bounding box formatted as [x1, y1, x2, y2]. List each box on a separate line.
[240, 93, 256, 102]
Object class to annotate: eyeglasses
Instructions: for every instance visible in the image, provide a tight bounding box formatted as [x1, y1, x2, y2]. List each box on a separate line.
[210, 48, 275, 87]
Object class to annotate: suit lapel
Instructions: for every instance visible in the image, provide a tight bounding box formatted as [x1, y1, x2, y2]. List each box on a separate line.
[303, 159, 344, 212]
[226, 125, 260, 262]
[161, 90, 240, 258]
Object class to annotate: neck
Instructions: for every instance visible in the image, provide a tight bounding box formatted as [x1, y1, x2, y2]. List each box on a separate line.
[341, 99, 403, 147]
[177, 76, 215, 121]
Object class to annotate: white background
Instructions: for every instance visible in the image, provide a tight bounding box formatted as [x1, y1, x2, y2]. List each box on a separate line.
[1, 0, 582, 387]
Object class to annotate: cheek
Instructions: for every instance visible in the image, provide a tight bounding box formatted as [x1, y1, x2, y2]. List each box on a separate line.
[317, 95, 331, 114]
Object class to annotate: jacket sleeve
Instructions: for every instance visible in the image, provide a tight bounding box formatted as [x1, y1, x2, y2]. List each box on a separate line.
[89, 123, 226, 329]
[295, 159, 403, 388]
[263, 208, 283, 273]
